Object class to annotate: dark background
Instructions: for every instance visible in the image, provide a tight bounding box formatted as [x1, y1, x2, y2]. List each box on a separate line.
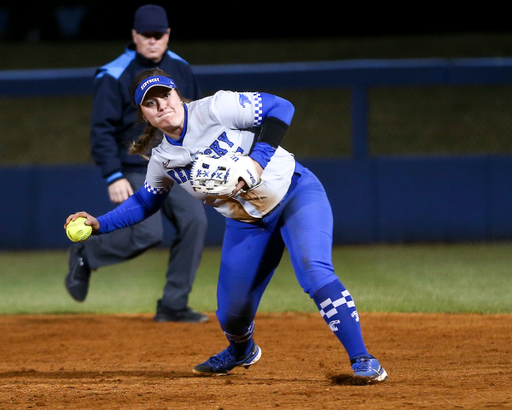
[0, 1, 510, 42]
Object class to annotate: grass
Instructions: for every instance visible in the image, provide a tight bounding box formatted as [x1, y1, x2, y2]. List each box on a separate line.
[1, 243, 511, 315]
[331, 243, 512, 313]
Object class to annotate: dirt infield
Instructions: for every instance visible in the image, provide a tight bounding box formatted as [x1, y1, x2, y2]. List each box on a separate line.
[0, 312, 511, 409]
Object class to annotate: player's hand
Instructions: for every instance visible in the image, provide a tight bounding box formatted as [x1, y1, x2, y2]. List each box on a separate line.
[232, 159, 264, 196]
[108, 178, 134, 204]
[64, 212, 100, 234]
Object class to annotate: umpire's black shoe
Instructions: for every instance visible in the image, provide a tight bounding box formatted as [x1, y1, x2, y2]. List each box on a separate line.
[153, 300, 209, 323]
[65, 244, 91, 302]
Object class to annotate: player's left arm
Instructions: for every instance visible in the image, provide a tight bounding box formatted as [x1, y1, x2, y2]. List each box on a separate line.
[229, 92, 294, 195]
[249, 93, 295, 169]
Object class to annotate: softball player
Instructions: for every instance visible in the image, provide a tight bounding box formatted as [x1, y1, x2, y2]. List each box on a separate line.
[66, 68, 387, 381]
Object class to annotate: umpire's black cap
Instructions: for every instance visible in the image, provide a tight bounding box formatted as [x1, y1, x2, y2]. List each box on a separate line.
[133, 4, 169, 34]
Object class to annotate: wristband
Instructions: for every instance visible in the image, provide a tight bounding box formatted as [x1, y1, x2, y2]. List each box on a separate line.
[106, 171, 124, 185]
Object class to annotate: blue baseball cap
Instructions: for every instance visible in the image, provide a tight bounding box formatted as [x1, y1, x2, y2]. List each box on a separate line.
[133, 4, 169, 34]
[135, 75, 176, 105]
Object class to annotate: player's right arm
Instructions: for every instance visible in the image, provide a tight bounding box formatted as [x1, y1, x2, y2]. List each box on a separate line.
[66, 181, 170, 235]
[92, 156, 173, 234]
[97, 182, 169, 233]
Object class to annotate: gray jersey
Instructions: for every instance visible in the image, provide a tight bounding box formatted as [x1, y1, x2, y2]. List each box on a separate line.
[145, 90, 296, 222]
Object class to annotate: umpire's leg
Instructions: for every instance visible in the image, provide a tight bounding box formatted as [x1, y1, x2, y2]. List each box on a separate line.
[159, 185, 207, 310]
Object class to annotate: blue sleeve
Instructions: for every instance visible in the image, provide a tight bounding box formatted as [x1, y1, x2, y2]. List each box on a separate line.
[249, 142, 276, 168]
[96, 185, 168, 234]
[248, 93, 294, 168]
[259, 92, 295, 126]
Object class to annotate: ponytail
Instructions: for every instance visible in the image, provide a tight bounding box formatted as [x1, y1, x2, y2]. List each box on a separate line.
[129, 123, 161, 159]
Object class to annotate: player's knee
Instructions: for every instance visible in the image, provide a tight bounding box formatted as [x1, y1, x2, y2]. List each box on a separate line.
[297, 266, 338, 298]
[216, 310, 255, 335]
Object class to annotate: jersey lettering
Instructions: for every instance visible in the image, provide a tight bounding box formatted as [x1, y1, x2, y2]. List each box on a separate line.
[209, 140, 228, 157]
[167, 168, 188, 184]
[167, 166, 193, 185]
[205, 132, 236, 157]
[183, 167, 192, 181]
[218, 132, 234, 147]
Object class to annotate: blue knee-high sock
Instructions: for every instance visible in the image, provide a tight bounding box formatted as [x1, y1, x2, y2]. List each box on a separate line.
[312, 279, 369, 360]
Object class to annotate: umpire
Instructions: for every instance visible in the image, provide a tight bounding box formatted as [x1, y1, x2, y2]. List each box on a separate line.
[65, 4, 208, 323]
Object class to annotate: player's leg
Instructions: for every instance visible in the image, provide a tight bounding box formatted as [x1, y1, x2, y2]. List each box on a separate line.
[279, 167, 387, 381]
[156, 185, 208, 322]
[217, 218, 285, 338]
[193, 218, 284, 375]
[65, 172, 163, 302]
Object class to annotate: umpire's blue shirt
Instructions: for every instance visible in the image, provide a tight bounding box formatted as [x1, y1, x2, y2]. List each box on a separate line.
[90, 44, 203, 184]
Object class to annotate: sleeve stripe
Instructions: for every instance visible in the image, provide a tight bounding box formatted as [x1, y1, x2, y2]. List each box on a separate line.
[143, 181, 171, 195]
[253, 93, 263, 126]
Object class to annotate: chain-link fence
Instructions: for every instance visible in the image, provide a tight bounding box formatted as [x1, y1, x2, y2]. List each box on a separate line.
[2, 84, 512, 165]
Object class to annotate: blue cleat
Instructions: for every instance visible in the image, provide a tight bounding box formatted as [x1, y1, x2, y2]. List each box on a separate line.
[193, 343, 262, 376]
[351, 356, 388, 382]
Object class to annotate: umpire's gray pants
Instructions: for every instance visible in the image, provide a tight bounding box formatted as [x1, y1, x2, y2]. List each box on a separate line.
[82, 172, 207, 310]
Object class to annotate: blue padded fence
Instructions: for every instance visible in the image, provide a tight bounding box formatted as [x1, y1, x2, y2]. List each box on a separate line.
[1, 58, 512, 249]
